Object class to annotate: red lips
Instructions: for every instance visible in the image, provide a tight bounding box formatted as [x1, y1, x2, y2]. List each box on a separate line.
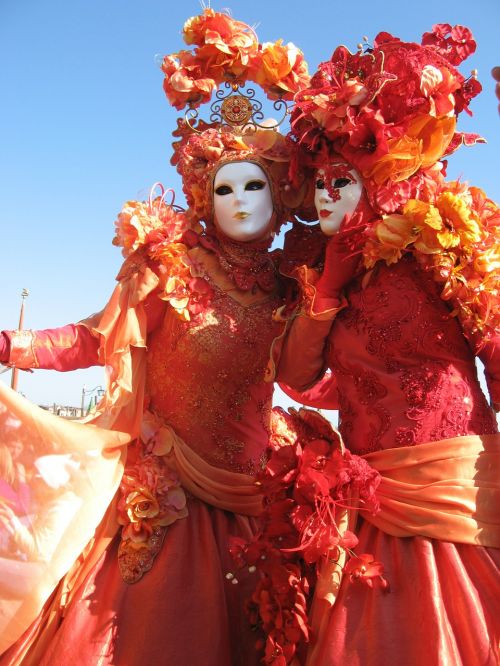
[319, 210, 332, 218]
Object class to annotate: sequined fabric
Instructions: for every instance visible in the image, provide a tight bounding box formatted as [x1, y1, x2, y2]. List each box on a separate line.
[277, 254, 500, 666]
[147, 248, 282, 475]
[329, 256, 498, 455]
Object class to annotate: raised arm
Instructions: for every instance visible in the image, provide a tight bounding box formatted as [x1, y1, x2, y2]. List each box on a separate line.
[0, 323, 101, 371]
[276, 231, 358, 391]
[0, 290, 167, 372]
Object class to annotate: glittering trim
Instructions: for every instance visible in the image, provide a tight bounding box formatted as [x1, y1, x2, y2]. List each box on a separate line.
[118, 525, 167, 584]
[8, 330, 38, 369]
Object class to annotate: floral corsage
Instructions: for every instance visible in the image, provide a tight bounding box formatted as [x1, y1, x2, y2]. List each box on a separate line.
[229, 407, 387, 665]
[112, 183, 213, 320]
[117, 411, 188, 583]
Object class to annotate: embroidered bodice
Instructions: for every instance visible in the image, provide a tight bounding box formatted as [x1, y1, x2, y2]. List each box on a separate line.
[329, 256, 497, 454]
[146, 247, 282, 474]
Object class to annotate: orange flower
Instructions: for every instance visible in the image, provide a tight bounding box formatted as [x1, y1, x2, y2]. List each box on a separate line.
[436, 191, 482, 248]
[365, 115, 455, 185]
[364, 213, 417, 268]
[150, 241, 193, 320]
[407, 115, 456, 169]
[182, 9, 258, 81]
[249, 40, 310, 100]
[118, 450, 189, 545]
[112, 201, 165, 257]
[183, 9, 257, 56]
[474, 246, 500, 274]
[375, 214, 417, 248]
[125, 487, 160, 523]
[363, 238, 403, 268]
[365, 134, 422, 184]
[161, 51, 218, 110]
[403, 199, 443, 253]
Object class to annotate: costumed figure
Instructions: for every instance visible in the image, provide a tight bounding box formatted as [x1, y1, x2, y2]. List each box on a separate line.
[271, 25, 500, 665]
[0, 10, 314, 665]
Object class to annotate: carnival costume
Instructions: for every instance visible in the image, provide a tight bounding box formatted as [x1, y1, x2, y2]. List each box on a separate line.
[0, 10, 314, 665]
[275, 25, 500, 665]
[1, 15, 499, 666]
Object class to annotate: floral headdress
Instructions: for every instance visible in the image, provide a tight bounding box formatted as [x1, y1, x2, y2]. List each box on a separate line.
[171, 119, 300, 227]
[290, 24, 482, 195]
[112, 10, 313, 318]
[160, 8, 312, 227]
[161, 8, 310, 109]
[290, 25, 500, 341]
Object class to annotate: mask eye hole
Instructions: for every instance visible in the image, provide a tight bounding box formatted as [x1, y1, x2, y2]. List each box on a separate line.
[215, 185, 232, 196]
[315, 179, 325, 189]
[333, 178, 351, 188]
[245, 180, 266, 191]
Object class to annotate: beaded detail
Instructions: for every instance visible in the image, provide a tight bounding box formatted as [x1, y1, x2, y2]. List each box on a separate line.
[328, 257, 497, 454]
[146, 249, 282, 474]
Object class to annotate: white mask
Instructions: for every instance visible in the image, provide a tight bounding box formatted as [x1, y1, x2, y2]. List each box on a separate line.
[314, 164, 363, 235]
[213, 161, 275, 242]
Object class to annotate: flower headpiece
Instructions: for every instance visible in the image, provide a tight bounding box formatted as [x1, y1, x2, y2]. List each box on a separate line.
[171, 118, 304, 227]
[160, 8, 312, 227]
[161, 8, 310, 110]
[290, 24, 483, 204]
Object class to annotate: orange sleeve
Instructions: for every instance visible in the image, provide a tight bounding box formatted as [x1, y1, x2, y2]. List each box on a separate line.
[274, 265, 345, 392]
[4, 324, 101, 371]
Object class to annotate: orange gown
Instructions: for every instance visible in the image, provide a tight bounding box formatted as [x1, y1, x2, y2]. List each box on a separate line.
[0, 245, 283, 666]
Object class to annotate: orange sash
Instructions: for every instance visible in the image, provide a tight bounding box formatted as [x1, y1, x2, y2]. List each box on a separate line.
[363, 434, 500, 547]
[307, 434, 500, 665]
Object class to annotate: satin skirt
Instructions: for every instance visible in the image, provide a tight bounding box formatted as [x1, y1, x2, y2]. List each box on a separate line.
[3, 511, 498, 665]
[313, 518, 500, 666]
[1, 498, 262, 666]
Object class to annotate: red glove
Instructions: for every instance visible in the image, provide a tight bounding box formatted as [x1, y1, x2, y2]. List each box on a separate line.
[316, 228, 362, 298]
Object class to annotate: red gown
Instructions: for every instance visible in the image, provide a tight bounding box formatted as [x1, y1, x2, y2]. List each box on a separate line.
[278, 255, 500, 665]
[0, 246, 283, 666]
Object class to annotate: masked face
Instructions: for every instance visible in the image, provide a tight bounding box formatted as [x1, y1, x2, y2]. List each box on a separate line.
[314, 164, 363, 235]
[213, 161, 275, 242]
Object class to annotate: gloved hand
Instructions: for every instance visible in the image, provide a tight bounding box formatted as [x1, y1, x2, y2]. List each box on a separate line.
[316, 226, 363, 297]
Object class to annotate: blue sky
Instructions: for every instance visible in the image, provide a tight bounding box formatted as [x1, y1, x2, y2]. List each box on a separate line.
[1, 0, 499, 406]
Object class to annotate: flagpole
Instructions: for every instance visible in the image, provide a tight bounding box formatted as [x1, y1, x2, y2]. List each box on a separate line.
[11, 288, 29, 392]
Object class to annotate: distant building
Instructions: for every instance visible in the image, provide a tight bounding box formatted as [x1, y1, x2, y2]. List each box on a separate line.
[40, 404, 82, 419]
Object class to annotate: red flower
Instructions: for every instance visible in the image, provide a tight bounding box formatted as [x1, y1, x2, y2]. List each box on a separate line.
[187, 277, 214, 315]
[454, 76, 482, 116]
[230, 406, 385, 664]
[340, 109, 393, 175]
[344, 553, 390, 590]
[264, 444, 299, 488]
[450, 25, 476, 63]
[365, 178, 413, 214]
[421, 24, 476, 66]
[264, 499, 296, 540]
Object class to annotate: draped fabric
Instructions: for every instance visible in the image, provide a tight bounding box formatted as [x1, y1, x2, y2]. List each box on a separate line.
[277, 256, 500, 665]
[0, 256, 160, 653]
[310, 523, 500, 666]
[363, 434, 500, 546]
[0, 245, 281, 665]
[306, 434, 500, 665]
[0, 383, 128, 653]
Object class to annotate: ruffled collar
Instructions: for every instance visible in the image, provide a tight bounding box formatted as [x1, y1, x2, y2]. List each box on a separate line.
[185, 229, 278, 293]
